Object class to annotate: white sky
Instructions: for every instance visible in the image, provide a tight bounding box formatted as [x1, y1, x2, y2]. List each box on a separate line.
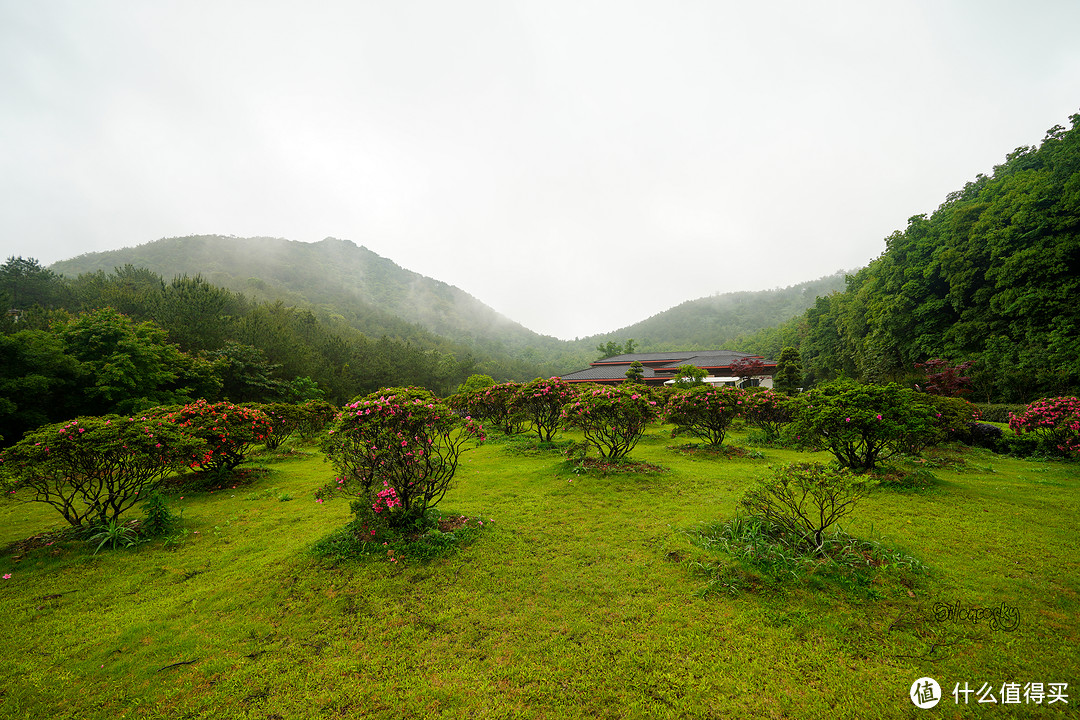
[2, 1, 1078, 340]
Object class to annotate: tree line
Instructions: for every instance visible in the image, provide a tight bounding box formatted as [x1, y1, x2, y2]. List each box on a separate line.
[0, 262, 486, 444]
[737, 112, 1080, 403]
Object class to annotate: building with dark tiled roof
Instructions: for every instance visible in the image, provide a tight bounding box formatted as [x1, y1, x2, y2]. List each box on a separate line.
[558, 350, 777, 387]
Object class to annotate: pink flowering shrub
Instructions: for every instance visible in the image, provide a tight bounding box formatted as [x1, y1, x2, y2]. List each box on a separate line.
[662, 385, 747, 447]
[318, 387, 484, 527]
[449, 381, 527, 435]
[740, 389, 799, 441]
[792, 380, 937, 471]
[1009, 397, 1080, 456]
[560, 384, 659, 459]
[255, 400, 337, 450]
[162, 399, 273, 474]
[515, 378, 577, 442]
[0, 415, 207, 528]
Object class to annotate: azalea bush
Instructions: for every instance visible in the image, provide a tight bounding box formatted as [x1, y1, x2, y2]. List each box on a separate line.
[560, 384, 659, 459]
[318, 387, 484, 528]
[515, 377, 577, 442]
[257, 400, 337, 449]
[163, 399, 273, 474]
[0, 415, 206, 528]
[1008, 396, 1080, 456]
[450, 381, 527, 435]
[792, 379, 937, 471]
[662, 385, 746, 447]
[907, 394, 982, 451]
[740, 389, 799, 442]
[739, 462, 868, 553]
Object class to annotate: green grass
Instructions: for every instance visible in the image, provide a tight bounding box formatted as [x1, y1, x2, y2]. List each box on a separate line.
[1, 430, 1077, 718]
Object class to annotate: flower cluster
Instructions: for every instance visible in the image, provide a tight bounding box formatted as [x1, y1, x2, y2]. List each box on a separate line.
[163, 400, 273, 474]
[515, 377, 577, 442]
[1009, 396, 1080, 455]
[319, 387, 484, 527]
[561, 384, 658, 459]
[662, 385, 747, 447]
[372, 483, 403, 514]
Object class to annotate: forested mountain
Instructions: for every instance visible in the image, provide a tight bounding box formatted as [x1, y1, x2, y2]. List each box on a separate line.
[51, 236, 560, 352]
[581, 272, 848, 353]
[738, 112, 1080, 403]
[47, 235, 841, 374]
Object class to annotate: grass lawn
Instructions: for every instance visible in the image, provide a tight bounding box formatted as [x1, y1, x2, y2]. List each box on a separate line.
[1, 425, 1077, 719]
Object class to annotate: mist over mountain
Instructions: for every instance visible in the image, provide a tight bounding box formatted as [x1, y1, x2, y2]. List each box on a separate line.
[51, 235, 554, 347]
[49, 235, 845, 373]
[585, 272, 849, 353]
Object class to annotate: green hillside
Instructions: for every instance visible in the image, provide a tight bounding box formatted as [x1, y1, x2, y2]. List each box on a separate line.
[741, 111, 1080, 402]
[51, 235, 557, 352]
[580, 272, 848, 354]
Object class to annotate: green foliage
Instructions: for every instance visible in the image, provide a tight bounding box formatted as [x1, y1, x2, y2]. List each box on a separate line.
[318, 387, 485, 527]
[559, 384, 659, 459]
[139, 491, 178, 538]
[773, 346, 803, 396]
[515, 377, 577, 442]
[671, 364, 708, 389]
[163, 399, 273, 474]
[739, 462, 868, 553]
[689, 513, 924, 597]
[792, 379, 938, 471]
[662, 385, 746, 447]
[740, 389, 798, 441]
[312, 509, 488, 564]
[973, 403, 1027, 424]
[0, 415, 207, 528]
[916, 394, 983, 449]
[0, 329, 83, 444]
[455, 374, 495, 395]
[744, 112, 1080, 402]
[257, 401, 336, 450]
[595, 338, 635, 360]
[449, 381, 527, 435]
[206, 341, 289, 403]
[57, 308, 201, 415]
[624, 360, 645, 382]
[88, 519, 139, 554]
[0, 256, 67, 310]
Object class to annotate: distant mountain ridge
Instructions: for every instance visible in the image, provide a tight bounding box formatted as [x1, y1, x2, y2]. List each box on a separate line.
[583, 271, 849, 352]
[50, 235, 848, 372]
[51, 235, 555, 346]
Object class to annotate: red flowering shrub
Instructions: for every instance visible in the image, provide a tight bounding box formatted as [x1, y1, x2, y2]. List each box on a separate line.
[560, 384, 659, 459]
[164, 399, 272, 474]
[0, 415, 206, 528]
[1008, 397, 1080, 456]
[318, 387, 484, 527]
[662, 385, 747, 447]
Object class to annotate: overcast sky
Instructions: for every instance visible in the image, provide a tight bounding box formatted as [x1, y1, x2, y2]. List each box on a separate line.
[2, 1, 1078, 339]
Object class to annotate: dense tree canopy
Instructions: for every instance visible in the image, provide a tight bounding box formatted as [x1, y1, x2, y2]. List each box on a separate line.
[740, 112, 1080, 402]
